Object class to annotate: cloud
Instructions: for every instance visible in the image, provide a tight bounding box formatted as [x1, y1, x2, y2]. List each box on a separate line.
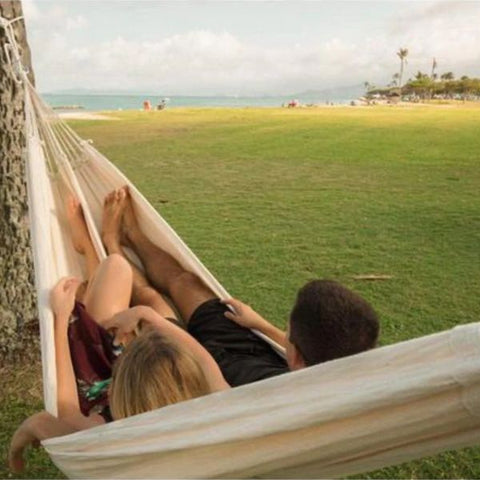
[25, 0, 480, 95]
[391, 0, 479, 30]
[31, 29, 388, 95]
[387, 1, 480, 79]
[66, 15, 88, 31]
[22, 0, 41, 22]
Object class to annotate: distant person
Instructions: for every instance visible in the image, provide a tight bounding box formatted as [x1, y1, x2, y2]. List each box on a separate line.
[143, 100, 151, 111]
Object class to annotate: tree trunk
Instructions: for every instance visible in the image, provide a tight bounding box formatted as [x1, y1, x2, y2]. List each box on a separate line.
[0, 0, 38, 364]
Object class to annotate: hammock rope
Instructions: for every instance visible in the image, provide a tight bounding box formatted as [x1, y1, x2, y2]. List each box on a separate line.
[0, 15, 29, 84]
[2, 15, 480, 478]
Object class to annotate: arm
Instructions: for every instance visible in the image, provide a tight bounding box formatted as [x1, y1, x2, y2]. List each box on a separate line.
[51, 278, 107, 426]
[54, 311, 81, 417]
[8, 410, 102, 473]
[9, 280, 107, 473]
[50, 278, 83, 418]
[105, 306, 230, 392]
[9, 411, 77, 473]
[222, 298, 287, 348]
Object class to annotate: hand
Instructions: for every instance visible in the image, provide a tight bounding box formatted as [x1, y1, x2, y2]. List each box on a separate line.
[8, 412, 48, 473]
[103, 306, 145, 346]
[222, 297, 267, 330]
[9, 411, 81, 473]
[50, 277, 82, 319]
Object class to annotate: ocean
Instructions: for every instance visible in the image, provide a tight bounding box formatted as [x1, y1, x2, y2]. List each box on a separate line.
[42, 93, 353, 112]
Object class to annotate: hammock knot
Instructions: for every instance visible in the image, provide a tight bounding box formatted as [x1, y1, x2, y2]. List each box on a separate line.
[0, 15, 30, 84]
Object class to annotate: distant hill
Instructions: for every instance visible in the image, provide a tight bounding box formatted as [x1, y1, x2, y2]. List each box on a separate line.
[43, 84, 365, 101]
[291, 84, 365, 101]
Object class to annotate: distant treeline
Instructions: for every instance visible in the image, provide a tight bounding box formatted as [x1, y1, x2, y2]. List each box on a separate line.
[367, 74, 480, 101]
[404, 73, 480, 99]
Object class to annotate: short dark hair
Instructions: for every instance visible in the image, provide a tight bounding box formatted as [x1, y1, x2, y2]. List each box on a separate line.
[289, 279, 379, 366]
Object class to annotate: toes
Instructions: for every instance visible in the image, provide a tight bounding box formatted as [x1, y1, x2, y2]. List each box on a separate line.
[108, 188, 125, 205]
[66, 194, 82, 219]
[123, 185, 132, 200]
[104, 190, 115, 205]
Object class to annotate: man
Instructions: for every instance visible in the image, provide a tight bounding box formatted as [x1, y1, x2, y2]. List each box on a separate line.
[113, 186, 380, 386]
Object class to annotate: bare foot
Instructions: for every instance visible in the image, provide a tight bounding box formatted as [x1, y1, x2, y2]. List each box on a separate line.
[102, 188, 127, 251]
[66, 195, 92, 254]
[120, 186, 142, 247]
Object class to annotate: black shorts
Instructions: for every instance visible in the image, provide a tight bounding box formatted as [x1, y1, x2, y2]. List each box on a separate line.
[188, 299, 289, 387]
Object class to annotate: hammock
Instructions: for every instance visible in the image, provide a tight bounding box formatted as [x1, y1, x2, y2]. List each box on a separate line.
[3, 15, 480, 479]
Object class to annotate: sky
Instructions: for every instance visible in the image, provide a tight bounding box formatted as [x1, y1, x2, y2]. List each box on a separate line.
[22, 0, 480, 96]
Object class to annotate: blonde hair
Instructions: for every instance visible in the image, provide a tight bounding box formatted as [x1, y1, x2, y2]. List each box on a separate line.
[110, 328, 211, 420]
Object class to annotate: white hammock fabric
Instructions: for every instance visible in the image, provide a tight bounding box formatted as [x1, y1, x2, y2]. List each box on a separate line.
[4, 15, 479, 478]
[42, 324, 480, 479]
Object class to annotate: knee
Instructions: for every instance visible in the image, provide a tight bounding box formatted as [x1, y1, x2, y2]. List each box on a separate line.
[134, 286, 175, 317]
[137, 285, 162, 306]
[104, 254, 132, 280]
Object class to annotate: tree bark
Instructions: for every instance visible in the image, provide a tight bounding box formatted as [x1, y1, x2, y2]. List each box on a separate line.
[0, 0, 37, 364]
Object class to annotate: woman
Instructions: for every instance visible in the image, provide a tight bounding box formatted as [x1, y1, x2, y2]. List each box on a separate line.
[53, 275, 228, 425]
[8, 190, 229, 473]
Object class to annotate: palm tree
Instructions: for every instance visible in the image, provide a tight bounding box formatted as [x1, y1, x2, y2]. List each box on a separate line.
[415, 71, 429, 80]
[392, 73, 400, 86]
[431, 58, 437, 80]
[396, 48, 409, 86]
[441, 72, 454, 81]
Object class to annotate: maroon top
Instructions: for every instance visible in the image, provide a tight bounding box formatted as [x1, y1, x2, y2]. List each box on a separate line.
[68, 302, 119, 416]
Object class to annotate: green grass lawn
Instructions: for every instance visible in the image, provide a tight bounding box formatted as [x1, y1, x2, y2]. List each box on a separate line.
[2, 105, 480, 478]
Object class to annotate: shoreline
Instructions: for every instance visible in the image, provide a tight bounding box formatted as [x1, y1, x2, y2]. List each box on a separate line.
[57, 100, 480, 120]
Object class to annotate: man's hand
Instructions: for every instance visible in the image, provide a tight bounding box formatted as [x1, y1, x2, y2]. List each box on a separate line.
[103, 306, 148, 346]
[50, 277, 82, 320]
[222, 297, 287, 348]
[222, 297, 269, 330]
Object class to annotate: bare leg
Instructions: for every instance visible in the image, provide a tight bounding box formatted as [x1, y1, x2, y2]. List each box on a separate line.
[102, 189, 177, 320]
[121, 186, 216, 322]
[82, 254, 133, 327]
[66, 195, 99, 277]
[65, 195, 99, 301]
[65, 194, 133, 327]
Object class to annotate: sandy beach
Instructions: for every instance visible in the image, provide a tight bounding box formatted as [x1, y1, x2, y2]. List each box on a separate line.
[58, 111, 117, 120]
